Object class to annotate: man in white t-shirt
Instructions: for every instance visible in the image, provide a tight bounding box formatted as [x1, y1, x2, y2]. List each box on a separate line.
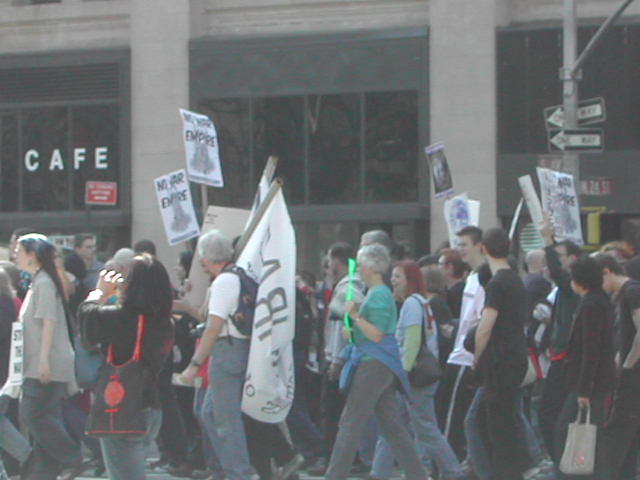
[439, 226, 486, 460]
[182, 230, 253, 480]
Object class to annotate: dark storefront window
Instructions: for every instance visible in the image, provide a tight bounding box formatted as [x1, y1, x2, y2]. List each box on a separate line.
[498, 25, 640, 154]
[199, 90, 418, 206]
[0, 112, 19, 212]
[0, 103, 120, 212]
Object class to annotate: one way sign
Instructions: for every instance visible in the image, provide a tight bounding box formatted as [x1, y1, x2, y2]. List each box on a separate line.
[548, 128, 604, 152]
[544, 97, 606, 129]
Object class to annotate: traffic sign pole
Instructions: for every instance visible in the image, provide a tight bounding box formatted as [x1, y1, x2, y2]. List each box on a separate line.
[562, 0, 580, 186]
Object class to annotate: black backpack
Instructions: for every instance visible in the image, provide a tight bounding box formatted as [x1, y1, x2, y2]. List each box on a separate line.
[223, 264, 259, 336]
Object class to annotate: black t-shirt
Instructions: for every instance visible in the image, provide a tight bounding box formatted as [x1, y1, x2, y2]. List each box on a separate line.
[446, 281, 465, 319]
[618, 279, 640, 362]
[483, 268, 528, 367]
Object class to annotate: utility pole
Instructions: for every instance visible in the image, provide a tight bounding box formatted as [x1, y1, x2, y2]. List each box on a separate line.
[560, 0, 636, 187]
[561, 0, 580, 183]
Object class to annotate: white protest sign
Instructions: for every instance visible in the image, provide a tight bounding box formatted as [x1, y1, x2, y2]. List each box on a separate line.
[154, 169, 201, 246]
[180, 109, 224, 188]
[6, 322, 23, 389]
[536, 167, 583, 245]
[443, 193, 480, 248]
[183, 206, 251, 310]
[425, 142, 454, 199]
[238, 189, 296, 423]
[518, 175, 544, 228]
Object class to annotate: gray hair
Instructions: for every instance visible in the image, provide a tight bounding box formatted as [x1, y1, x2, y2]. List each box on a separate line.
[360, 229, 393, 252]
[357, 244, 391, 275]
[113, 248, 135, 271]
[197, 229, 234, 264]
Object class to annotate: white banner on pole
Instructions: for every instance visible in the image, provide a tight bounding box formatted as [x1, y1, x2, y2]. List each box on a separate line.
[443, 193, 480, 248]
[179, 109, 224, 188]
[154, 169, 201, 246]
[238, 189, 296, 423]
[183, 206, 250, 310]
[536, 167, 583, 246]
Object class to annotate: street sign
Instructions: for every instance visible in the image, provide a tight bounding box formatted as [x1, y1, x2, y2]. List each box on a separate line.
[548, 128, 604, 152]
[85, 181, 118, 206]
[544, 97, 606, 129]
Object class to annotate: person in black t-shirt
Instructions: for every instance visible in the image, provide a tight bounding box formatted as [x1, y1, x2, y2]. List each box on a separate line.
[597, 254, 640, 480]
[473, 228, 529, 480]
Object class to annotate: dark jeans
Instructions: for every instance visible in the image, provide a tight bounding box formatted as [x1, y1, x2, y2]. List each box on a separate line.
[286, 350, 325, 460]
[539, 359, 569, 461]
[320, 373, 345, 459]
[243, 417, 296, 480]
[480, 387, 530, 480]
[604, 368, 640, 480]
[437, 364, 476, 461]
[20, 379, 81, 480]
[157, 355, 188, 466]
[62, 396, 102, 459]
[554, 391, 610, 480]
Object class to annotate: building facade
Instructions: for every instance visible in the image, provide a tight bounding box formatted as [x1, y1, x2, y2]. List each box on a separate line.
[1, 0, 639, 270]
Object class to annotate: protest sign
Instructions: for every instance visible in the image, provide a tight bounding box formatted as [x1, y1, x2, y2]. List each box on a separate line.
[425, 142, 454, 199]
[6, 322, 23, 388]
[518, 175, 544, 228]
[536, 167, 583, 245]
[183, 206, 250, 310]
[508, 198, 525, 241]
[443, 193, 480, 248]
[179, 109, 224, 188]
[154, 169, 200, 246]
[238, 186, 296, 423]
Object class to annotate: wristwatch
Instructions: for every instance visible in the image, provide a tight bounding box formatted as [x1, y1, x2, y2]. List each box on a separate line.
[190, 359, 201, 367]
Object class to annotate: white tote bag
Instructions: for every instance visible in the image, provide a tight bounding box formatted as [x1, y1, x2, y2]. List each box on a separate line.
[559, 406, 597, 476]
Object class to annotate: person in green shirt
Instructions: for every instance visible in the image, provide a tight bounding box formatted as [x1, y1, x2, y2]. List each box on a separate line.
[325, 244, 428, 480]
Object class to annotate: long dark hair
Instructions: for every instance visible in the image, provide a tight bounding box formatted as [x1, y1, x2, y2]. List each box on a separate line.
[121, 253, 172, 321]
[18, 234, 67, 305]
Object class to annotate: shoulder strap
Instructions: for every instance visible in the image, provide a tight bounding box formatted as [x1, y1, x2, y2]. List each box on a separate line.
[107, 314, 146, 364]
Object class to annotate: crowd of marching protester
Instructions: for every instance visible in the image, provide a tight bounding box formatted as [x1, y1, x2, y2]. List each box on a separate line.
[1, 218, 640, 480]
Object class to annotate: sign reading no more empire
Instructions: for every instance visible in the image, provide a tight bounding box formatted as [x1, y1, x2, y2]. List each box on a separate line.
[85, 181, 118, 206]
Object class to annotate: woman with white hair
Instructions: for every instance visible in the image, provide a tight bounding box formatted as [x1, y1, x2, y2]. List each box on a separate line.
[325, 244, 428, 480]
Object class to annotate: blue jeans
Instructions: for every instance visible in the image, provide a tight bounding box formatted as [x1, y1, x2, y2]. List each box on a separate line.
[193, 386, 223, 474]
[0, 413, 31, 463]
[465, 388, 542, 480]
[20, 379, 82, 480]
[372, 382, 463, 479]
[100, 407, 162, 480]
[203, 339, 254, 480]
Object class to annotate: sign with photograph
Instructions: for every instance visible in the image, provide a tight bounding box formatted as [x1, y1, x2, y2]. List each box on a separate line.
[180, 109, 224, 188]
[536, 167, 583, 245]
[425, 142, 454, 199]
[154, 169, 200, 246]
[443, 193, 480, 248]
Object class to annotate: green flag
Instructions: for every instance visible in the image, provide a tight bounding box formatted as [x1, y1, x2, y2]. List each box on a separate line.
[343, 258, 357, 344]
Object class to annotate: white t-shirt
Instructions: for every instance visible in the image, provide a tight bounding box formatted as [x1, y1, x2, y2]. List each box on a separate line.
[447, 272, 485, 367]
[207, 272, 249, 339]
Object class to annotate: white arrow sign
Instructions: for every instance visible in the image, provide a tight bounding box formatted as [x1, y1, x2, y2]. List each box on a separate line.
[548, 128, 604, 152]
[544, 97, 606, 129]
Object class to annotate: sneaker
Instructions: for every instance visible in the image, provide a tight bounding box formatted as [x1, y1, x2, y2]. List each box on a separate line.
[167, 463, 195, 478]
[275, 453, 305, 480]
[304, 457, 327, 476]
[522, 466, 540, 480]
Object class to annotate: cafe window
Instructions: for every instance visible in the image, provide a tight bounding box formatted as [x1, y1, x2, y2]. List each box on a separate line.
[0, 103, 120, 212]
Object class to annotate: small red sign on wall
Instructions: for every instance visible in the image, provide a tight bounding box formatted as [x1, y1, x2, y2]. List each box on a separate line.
[85, 181, 118, 206]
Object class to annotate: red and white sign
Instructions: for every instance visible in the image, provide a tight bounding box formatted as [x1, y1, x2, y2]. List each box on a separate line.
[85, 181, 118, 206]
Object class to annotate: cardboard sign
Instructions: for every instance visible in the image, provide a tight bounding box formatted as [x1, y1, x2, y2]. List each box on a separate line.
[180, 109, 224, 188]
[518, 175, 544, 228]
[154, 169, 200, 246]
[183, 206, 251, 310]
[425, 142, 454, 199]
[443, 193, 480, 248]
[536, 167, 583, 246]
[85, 181, 118, 206]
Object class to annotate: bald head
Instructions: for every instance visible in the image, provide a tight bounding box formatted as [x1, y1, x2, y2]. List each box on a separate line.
[526, 249, 546, 274]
